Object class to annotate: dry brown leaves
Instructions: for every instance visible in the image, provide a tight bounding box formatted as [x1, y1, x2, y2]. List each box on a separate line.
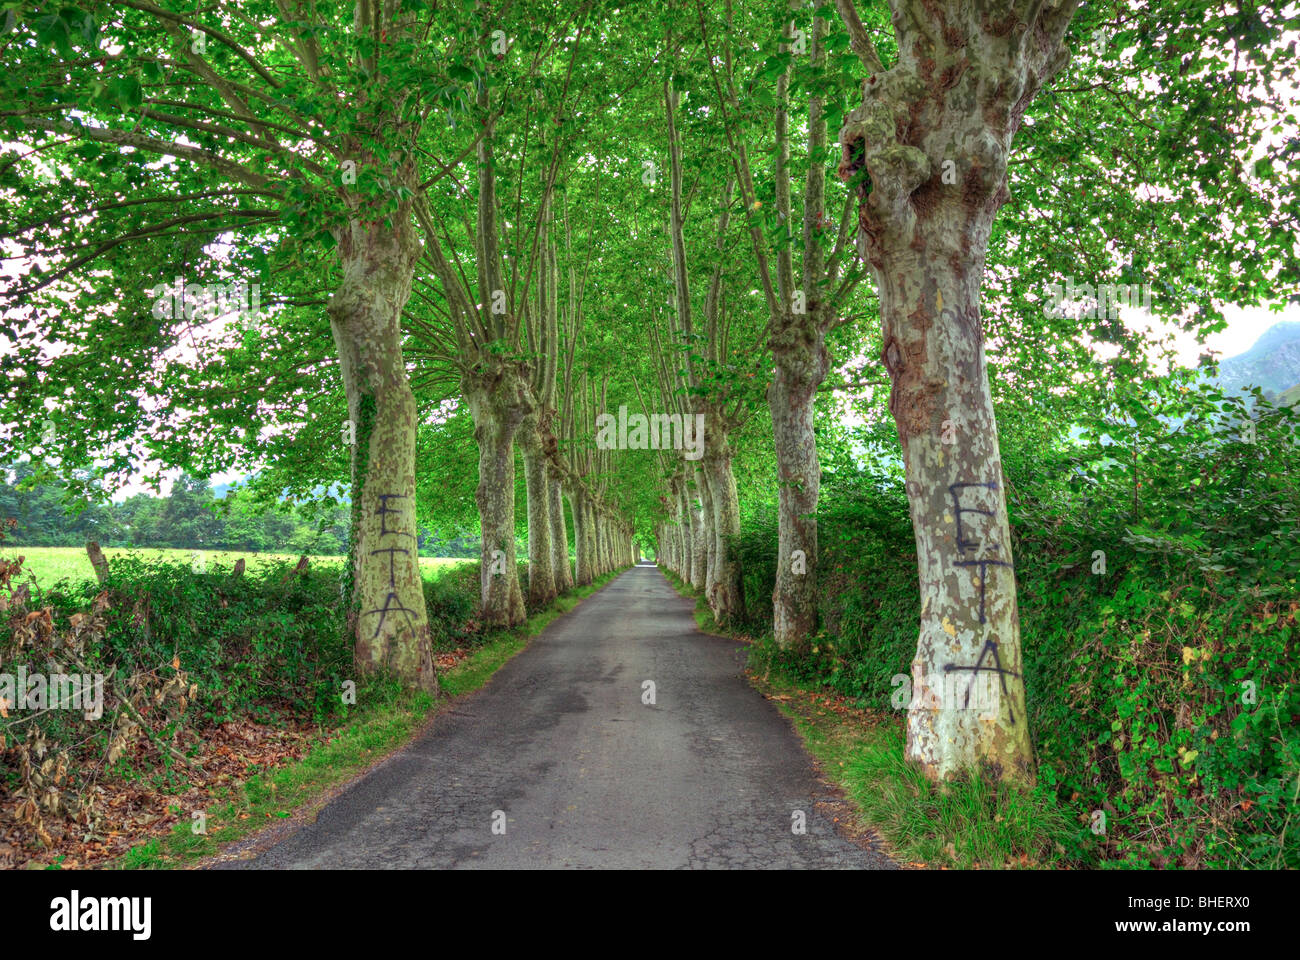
[0, 715, 318, 870]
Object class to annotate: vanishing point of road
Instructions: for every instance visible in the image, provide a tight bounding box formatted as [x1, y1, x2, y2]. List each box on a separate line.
[215, 564, 896, 870]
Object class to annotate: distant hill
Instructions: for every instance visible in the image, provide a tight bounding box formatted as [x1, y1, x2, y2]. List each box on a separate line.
[1218, 320, 1300, 398]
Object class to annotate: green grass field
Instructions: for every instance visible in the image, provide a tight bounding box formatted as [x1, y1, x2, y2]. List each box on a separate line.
[4, 546, 472, 587]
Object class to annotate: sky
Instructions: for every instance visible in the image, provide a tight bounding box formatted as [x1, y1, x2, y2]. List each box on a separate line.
[1167, 303, 1296, 370]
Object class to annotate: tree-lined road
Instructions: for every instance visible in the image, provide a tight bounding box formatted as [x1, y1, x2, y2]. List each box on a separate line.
[217, 565, 895, 869]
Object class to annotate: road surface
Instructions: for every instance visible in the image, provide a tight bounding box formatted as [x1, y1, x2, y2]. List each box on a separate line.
[216, 563, 896, 869]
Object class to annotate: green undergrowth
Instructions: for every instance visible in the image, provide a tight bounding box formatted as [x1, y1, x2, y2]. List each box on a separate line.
[722, 400, 1299, 869]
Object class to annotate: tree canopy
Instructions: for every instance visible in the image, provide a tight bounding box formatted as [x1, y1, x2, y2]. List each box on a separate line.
[2, 0, 1297, 783]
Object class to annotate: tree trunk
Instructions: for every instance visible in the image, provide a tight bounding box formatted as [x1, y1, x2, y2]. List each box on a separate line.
[699, 472, 718, 602]
[669, 485, 689, 582]
[588, 508, 599, 577]
[685, 485, 707, 592]
[568, 487, 593, 586]
[873, 253, 1035, 781]
[835, 0, 1077, 783]
[548, 462, 573, 592]
[585, 499, 601, 578]
[85, 541, 109, 585]
[566, 488, 583, 584]
[466, 366, 530, 628]
[703, 425, 744, 624]
[330, 216, 437, 692]
[520, 425, 557, 608]
[594, 509, 607, 576]
[769, 318, 830, 653]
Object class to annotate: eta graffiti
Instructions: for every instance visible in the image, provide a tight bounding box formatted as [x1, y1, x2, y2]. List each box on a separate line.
[948, 482, 1013, 624]
[362, 493, 418, 638]
[945, 481, 1022, 724]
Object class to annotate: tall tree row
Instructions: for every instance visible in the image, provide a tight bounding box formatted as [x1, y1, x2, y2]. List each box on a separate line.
[0, 0, 642, 678]
[699, 1, 865, 650]
[0, 0, 474, 690]
[5, 0, 1295, 790]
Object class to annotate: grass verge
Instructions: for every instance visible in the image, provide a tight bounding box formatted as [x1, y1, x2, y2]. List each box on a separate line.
[13, 545, 470, 589]
[109, 567, 628, 869]
[659, 566, 1078, 870]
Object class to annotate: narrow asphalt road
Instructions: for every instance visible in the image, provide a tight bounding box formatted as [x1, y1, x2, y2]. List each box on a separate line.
[217, 564, 896, 869]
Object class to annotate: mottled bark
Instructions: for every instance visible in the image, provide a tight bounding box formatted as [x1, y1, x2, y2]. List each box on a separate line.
[524, 198, 561, 606]
[703, 424, 744, 624]
[520, 430, 556, 608]
[548, 462, 573, 592]
[877, 248, 1034, 782]
[586, 499, 601, 577]
[568, 487, 594, 586]
[670, 481, 690, 582]
[331, 215, 436, 692]
[595, 509, 609, 576]
[699, 471, 717, 599]
[684, 484, 707, 592]
[769, 316, 830, 652]
[466, 364, 531, 628]
[836, 0, 1078, 783]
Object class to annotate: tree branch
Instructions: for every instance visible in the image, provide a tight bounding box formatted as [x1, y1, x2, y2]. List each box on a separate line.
[16, 116, 274, 190]
[834, 0, 886, 74]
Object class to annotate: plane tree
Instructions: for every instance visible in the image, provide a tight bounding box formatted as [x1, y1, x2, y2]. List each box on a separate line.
[829, 0, 1300, 782]
[0, 0, 565, 688]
